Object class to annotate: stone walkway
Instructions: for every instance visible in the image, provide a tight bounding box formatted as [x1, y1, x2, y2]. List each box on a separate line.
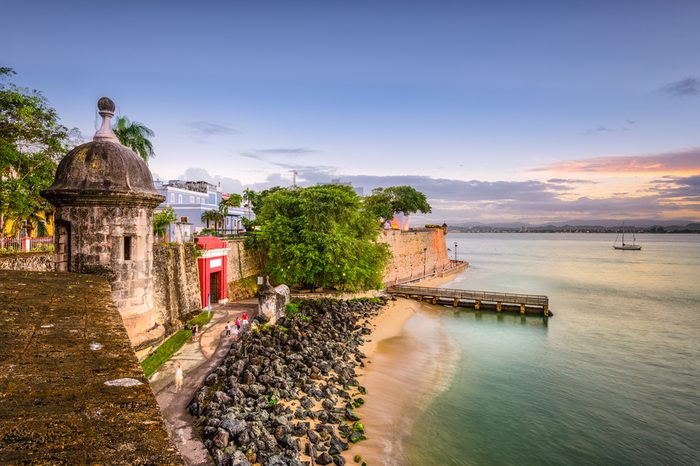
[151, 300, 257, 466]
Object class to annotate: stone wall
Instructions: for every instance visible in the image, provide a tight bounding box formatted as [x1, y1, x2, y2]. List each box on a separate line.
[225, 239, 264, 300]
[0, 270, 182, 464]
[0, 252, 54, 272]
[152, 242, 201, 332]
[379, 228, 451, 284]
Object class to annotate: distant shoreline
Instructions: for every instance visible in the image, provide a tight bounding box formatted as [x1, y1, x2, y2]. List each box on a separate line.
[448, 229, 699, 234]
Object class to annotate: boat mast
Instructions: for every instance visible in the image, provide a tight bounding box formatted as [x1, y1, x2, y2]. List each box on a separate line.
[621, 221, 626, 246]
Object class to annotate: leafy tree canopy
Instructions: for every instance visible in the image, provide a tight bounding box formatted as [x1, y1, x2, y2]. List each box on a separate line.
[364, 185, 432, 220]
[0, 67, 74, 236]
[153, 207, 176, 240]
[222, 193, 242, 208]
[113, 116, 155, 163]
[251, 184, 389, 290]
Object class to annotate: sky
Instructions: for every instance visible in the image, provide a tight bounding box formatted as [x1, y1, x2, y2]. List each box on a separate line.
[3, 0, 700, 225]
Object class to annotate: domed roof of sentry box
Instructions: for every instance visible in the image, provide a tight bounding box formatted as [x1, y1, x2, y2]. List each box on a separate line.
[42, 97, 164, 207]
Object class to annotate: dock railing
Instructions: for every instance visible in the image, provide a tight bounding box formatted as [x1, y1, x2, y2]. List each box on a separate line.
[387, 284, 551, 315]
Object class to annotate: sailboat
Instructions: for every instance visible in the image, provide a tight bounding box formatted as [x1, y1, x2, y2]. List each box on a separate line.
[613, 223, 642, 250]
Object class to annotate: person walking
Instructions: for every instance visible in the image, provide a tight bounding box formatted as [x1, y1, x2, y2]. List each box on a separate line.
[225, 322, 231, 337]
[232, 324, 239, 339]
[242, 311, 249, 327]
[235, 318, 241, 332]
[191, 323, 199, 341]
[174, 362, 184, 392]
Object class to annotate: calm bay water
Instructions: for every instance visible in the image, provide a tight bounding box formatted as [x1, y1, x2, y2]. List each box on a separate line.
[404, 233, 700, 465]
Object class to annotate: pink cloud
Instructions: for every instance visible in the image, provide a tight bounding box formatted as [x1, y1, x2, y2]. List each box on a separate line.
[532, 147, 700, 174]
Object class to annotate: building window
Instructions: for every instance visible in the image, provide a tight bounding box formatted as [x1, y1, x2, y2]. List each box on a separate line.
[124, 236, 132, 261]
[180, 216, 188, 223]
[170, 193, 175, 202]
[189, 195, 194, 203]
[178, 194, 183, 204]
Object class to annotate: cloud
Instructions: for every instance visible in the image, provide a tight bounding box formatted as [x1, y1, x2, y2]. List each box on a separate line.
[660, 77, 700, 97]
[585, 125, 617, 135]
[239, 147, 319, 162]
[176, 166, 700, 223]
[547, 178, 597, 184]
[584, 120, 635, 135]
[240, 152, 265, 161]
[255, 148, 318, 156]
[176, 167, 244, 193]
[187, 121, 238, 135]
[532, 147, 700, 174]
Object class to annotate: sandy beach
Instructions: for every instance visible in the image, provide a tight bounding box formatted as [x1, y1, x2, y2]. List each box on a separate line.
[350, 275, 460, 465]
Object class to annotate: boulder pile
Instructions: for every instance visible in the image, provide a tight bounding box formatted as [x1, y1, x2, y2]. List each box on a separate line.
[189, 297, 386, 466]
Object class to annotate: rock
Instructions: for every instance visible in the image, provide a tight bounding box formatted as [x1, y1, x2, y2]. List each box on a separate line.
[205, 373, 218, 386]
[329, 437, 348, 455]
[213, 428, 229, 449]
[348, 431, 366, 443]
[307, 429, 320, 444]
[194, 298, 386, 465]
[332, 455, 346, 466]
[315, 452, 334, 465]
[213, 391, 232, 405]
[344, 408, 360, 421]
[220, 418, 247, 436]
[230, 450, 252, 466]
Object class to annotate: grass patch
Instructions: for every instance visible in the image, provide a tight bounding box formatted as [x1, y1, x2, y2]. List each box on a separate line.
[141, 310, 213, 378]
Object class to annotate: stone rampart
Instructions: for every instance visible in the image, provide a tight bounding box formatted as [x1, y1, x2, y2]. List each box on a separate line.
[152, 242, 201, 331]
[0, 270, 182, 464]
[379, 228, 451, 284]
[225, 239, 263, 300]
[0, 252, 54, 272]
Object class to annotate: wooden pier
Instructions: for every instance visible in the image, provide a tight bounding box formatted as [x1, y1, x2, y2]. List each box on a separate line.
[387, 285, 552, 316]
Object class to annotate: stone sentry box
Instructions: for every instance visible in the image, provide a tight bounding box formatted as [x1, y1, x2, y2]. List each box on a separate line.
[42, 98, 165, 346]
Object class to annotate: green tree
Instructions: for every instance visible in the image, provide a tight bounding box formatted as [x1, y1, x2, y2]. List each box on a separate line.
[253, 184, 390, 290]
[0, 67, 71, 236]
[153, 207, 176, 241]
[201, 209, 223, 232]
[113, 116, 155, 163]
[221, 193, 242, 208]
[364, 186, 431, 223]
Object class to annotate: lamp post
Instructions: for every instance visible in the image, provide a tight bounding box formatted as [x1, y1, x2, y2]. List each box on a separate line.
[423, 247, 427, 278]
[454, 242, 458, 261]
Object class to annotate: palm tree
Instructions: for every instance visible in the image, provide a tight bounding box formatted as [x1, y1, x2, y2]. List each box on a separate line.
[113, 116, 155, 163]
[201, 210, 222, 232]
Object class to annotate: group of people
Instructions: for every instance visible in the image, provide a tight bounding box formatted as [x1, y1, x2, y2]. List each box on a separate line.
[225, 311, 249, 338]
[176, 311, 250, 393]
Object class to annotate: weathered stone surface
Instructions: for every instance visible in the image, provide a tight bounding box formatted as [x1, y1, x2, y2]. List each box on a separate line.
[0, 270, 182, 464]
[152, 242, 201, 331]
[379, 228, 451, 284]
[225, 239, 263, 300]
[0, 252, 54, 272]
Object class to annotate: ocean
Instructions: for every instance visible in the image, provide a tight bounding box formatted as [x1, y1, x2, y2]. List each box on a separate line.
[397, 233, 700, 465]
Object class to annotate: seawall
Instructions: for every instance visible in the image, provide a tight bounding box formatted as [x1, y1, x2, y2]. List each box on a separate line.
[380, 228, 451, 284]
[152, 242, 202, 331]
[0, 270, 182, 463]
[225, 238, 264, 300]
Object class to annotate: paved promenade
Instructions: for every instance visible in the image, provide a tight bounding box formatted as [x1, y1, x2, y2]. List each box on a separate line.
[151, 299, 257, 466]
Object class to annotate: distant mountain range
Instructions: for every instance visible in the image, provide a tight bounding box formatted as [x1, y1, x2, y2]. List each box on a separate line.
[444, 220, 700, 233]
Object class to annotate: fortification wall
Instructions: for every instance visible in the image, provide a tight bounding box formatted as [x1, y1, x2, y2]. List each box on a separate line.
[225, 239, 263, 300]
[0, 270, 182, 463]
[379, 228, 451, 284]
[152, 243, 201, 332]
[0, 252, 54, 272]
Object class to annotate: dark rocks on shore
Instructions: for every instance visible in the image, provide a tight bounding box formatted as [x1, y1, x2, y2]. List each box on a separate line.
[190, 297, 386, 465]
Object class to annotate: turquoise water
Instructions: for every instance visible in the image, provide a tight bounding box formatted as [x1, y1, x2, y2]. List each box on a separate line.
[404, 233, 700, 465]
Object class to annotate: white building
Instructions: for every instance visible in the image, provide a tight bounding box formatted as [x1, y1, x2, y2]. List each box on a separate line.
[154, 180, 248, 238]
